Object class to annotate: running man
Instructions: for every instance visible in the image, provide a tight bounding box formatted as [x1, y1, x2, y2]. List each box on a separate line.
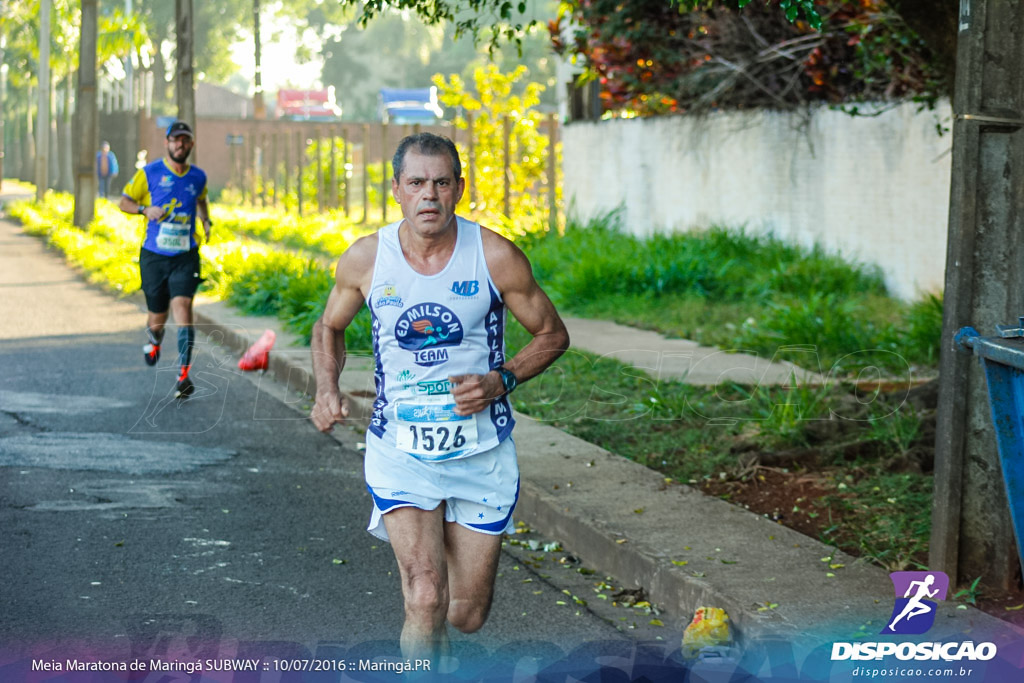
[888, 574, 940, 631]
[120, 121, 212, 398]
[310, 133, 569, 662]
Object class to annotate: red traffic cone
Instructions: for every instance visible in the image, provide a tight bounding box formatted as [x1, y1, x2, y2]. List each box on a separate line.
[239, 329, 275, 371]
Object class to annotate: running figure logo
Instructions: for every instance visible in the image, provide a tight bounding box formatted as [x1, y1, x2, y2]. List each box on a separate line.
[881, 571, 949, 635]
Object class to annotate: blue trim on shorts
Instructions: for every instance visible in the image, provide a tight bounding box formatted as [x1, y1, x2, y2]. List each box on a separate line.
[465, 478, 520, 533]
[366, 484, 409, 513]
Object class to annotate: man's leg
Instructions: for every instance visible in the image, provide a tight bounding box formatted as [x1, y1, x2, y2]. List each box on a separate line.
[170, 296, 196, 396]
[382, 505, 450, 661]
[170, 295, 195, 366]
[444, 522, 503, 633]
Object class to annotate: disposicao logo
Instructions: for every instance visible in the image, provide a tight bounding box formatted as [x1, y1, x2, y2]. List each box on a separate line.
[882, 571, 948, 635]
[830, 570, 997, 663]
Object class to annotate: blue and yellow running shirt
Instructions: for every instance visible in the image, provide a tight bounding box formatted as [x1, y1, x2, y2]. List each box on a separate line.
[122, 158, 208, 256]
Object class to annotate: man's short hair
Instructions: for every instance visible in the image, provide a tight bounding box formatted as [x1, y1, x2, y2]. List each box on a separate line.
[392, 133, 461, 182]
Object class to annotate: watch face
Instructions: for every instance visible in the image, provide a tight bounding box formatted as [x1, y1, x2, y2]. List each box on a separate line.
[501, 368, 517, 392]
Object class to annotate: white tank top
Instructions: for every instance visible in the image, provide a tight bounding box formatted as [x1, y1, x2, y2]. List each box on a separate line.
[366, 216, 514, 460]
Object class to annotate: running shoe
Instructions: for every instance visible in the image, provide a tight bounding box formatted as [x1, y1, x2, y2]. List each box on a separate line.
[143, 343, 160, 366]
[175, 365, 194, 398]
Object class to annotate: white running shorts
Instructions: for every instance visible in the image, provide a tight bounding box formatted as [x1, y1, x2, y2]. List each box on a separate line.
[364, 436, 519, 542]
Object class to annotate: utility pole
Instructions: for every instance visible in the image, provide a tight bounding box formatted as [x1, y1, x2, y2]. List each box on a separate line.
[931, 0, 1024, 590]
[175, 0, 195, 127]
[73, 0, 98, 227]
[35, 0, 50, 202]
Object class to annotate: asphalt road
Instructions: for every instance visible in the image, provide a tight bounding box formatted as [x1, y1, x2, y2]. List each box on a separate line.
[0, 213, 672, 680]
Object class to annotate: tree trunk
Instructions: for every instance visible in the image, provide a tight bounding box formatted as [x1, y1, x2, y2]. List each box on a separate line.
[23, 88, 34, 183]
[0, 2, 6, 192]
[57, 74, 73, 193]
[175, 0, 195, 127]
[35, 0, 51, 201]
[74, 0, 98, 227]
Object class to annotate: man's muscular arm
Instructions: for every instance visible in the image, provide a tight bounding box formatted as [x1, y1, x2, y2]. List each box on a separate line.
[310, 236, 376, 432]
[450, 229, 569, 416]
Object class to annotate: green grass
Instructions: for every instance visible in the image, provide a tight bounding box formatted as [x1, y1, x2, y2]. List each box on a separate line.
[522, 213, 941, 374]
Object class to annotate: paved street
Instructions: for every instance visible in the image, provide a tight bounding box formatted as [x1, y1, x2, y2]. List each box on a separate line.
[0, 209, 656, 679]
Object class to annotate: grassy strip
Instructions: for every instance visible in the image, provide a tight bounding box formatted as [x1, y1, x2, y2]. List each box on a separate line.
[213, 205, 375, 258]
[525, 214, 942, 373]
[7, 193, 373, 349]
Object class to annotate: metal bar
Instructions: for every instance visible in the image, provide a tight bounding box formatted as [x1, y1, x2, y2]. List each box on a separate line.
[962, 335, 1024, 371]
[957, 114, 1024, 128]
[979, 358, 1024, 574]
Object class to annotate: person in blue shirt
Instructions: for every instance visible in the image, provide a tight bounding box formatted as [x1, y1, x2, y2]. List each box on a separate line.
[96, 141, 119, 197]
[119, 121, 212, 398]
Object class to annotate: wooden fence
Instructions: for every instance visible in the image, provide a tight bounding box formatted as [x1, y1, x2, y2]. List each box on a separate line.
[133, 114, 561, 226]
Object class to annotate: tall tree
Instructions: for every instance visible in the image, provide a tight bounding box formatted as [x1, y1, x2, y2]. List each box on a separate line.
[35, 0, 50, 201]
[74, 0, 98, 227]
[175, 0, 195, 125]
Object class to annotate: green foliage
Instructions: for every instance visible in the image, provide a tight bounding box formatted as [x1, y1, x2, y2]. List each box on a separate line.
[522, 212, 940, 373]
[433, 63, 559, 233]
[953, 577, 983, 606]
[214, 204, 372, 258]
[8, 193, 375, 353]
[555, 0, 943, 117]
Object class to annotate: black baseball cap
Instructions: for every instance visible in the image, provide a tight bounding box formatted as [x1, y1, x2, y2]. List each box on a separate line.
[166, 121, 194, 139]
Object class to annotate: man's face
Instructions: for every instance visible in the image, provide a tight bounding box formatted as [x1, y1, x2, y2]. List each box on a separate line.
[166, 134, 194, 164]
[392, 150, 465, 237]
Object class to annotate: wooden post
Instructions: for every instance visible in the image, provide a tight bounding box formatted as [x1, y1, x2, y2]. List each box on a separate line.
[329, 130, 337, 209]
[502, 115, 511, 218]
[316, 128, 324, 213]
[930, 0, 1024, 589]
[283, 127, 291, 212]
[381, 122, 388, 222]
[271, 131, 278, 209]
[296, 128, 304, 217]
[547, 114, 558, 230]
[361, 123, 369, 224]
[467, 113, 476, 209]
[259, 132, 267, 208]
[341, 128, 349, 217]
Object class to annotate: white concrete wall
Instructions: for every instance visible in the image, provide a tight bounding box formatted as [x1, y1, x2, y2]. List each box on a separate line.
[562, 102, 954, 300]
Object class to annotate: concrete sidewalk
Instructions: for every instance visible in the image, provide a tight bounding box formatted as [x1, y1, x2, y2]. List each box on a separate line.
[561, 316, 817, 386]
[192, 299, 1020, 652]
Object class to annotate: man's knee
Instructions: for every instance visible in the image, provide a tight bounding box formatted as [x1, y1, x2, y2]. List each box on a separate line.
[447, 596, 492, 634]
[403, 568, 448, 619]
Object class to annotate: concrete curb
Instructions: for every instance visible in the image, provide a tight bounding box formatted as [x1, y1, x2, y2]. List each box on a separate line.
[190, 298, 1021, 650]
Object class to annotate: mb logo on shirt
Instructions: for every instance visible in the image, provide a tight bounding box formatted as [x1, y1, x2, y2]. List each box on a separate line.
[451, 280, 479, 297]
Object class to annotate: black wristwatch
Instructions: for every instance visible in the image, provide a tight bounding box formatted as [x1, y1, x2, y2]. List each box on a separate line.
[137, 204, 147, 215]
[496, 366, 518, 395]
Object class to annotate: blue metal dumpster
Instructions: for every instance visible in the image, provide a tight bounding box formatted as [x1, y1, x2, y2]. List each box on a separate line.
[955, 321, 1024, 571]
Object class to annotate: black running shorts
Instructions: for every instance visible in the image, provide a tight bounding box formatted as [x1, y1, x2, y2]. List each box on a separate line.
[139, 247, 203, 314]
